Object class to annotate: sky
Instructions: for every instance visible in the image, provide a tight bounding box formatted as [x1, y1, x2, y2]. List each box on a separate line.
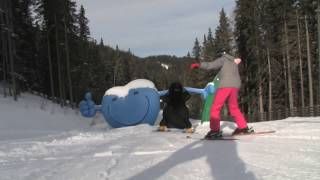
[75, 0, 236, 57]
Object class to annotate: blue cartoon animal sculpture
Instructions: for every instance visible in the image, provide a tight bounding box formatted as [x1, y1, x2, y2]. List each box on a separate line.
[79, 79, 215, 128]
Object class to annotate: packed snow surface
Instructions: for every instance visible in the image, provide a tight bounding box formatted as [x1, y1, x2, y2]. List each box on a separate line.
[0, 93, 320, 180]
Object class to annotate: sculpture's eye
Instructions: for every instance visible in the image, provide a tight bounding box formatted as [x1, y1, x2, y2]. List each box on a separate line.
[112, 97, 117, 102]
[133, 91, 139, 95]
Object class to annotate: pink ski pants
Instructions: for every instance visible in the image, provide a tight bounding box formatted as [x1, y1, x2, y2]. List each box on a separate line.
[210, 88, 247, 132]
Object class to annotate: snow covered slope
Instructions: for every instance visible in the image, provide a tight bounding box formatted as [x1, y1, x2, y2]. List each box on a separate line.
[0, 93, 320, 180]
[0, 92, 91, 140]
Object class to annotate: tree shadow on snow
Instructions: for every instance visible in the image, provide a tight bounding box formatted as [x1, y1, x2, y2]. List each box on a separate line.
[127, 140, 256, 180]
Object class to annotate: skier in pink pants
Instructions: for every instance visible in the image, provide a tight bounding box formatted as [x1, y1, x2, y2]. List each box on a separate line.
[190, 53, 254, 139]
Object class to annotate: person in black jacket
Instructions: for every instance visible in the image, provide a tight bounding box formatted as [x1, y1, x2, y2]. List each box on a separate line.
[159, 82, 193, 133]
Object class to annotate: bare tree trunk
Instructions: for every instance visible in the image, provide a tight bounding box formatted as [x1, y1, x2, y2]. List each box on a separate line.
[55, 15, 63, 107]
[282, 51, 288, 108]
[61, 72, 66, 106]
[6, 0, 17, 101]
[245, 68, 251, 115]
[284, 19, 294, 110]
[0, 5, 8, 97]
[257, 49, 264, 114]
[253, 7, 264, 116]
[267, 47, 272, 112]
[296, 10, 305, 107]
[318, 2, 320, 105]
[64, 19, 73, 108]
[305, 15, 314, 107]
[113, 64, 117, 86]
[11, 26, 18, 96]
[258, 76, 263, 113]
[113, 57, 120, 86]
[46, 29, 55, 100]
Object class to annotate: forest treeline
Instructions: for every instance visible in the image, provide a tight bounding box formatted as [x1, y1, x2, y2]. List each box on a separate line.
[0, 0, 319, 119]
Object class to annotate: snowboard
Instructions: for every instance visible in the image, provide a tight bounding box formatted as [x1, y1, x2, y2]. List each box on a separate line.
[230, 130, 276, 137]
[201, 73, 221, 123]
[186, 130, 276, 141]
[186, 136, 239, 141]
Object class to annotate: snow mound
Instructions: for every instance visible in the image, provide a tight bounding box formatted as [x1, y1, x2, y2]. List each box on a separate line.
[105, 79, 156, 97]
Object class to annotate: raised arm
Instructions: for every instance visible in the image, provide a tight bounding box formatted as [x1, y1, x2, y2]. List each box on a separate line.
[190, 53, 236, 71]
[199, 56, 225, 70]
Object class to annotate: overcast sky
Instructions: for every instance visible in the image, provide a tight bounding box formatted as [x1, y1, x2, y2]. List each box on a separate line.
[75, 0, 236, 57]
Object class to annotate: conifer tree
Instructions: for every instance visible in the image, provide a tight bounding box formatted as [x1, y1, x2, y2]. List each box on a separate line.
[35, 0, 79, 106]
[99, 38, 104, 47]
[214, 8, 233, 55]
[78, 5, 90, 41]
[205, 28, 216, 58]
[234, 0, 259, 115]
[5, 0, 39, 99]
[192, 38, 201, 60]
[187, 52, 191, 58]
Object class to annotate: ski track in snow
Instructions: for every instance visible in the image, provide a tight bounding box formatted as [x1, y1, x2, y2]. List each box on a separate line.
[1, 120, 320, 180]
